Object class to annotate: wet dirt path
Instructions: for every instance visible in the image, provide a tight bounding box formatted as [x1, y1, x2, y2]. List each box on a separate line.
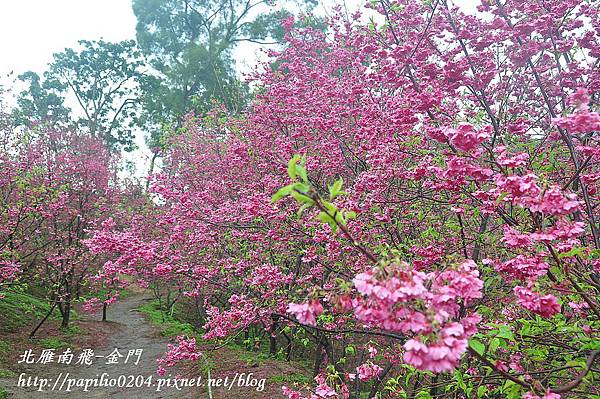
[0, 293, 198, 398]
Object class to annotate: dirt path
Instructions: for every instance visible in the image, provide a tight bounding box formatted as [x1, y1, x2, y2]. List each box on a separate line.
[0, 294, 197, 398]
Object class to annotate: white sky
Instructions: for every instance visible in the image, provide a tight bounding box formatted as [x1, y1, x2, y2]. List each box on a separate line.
[0, 0, 137, 84]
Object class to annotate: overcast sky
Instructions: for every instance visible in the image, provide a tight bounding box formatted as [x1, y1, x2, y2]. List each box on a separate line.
[0, 1, 136, 85]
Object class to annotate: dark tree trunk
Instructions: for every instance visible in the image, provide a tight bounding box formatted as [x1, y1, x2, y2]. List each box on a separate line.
[313, 338, 325, 377]
[281, 328, 292, 361]
[269, 320, 278, 357]
[61, 296, 71, 329]
[368, 363, 393, 399]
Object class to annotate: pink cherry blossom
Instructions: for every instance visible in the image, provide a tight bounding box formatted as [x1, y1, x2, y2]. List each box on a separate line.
[287, 300, 324, 326]
[496, 255, 549, 282]
[356, 362, 383, 382]
[514, 286, 561, 318]
[445, 123, 491, 152]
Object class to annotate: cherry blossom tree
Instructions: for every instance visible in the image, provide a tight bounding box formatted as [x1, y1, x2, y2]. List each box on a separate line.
[1, 122, 122, 333]
[88, 0, 600, 398]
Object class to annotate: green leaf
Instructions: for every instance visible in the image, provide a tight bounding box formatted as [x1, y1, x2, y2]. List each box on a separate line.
[292, 182, 310, 193]
[271, 184, 294, 202]
[502, 380, 522, 399]
[489, 338, 500, 354]
[454, 370, 466, 390]
[298, 155, 308, 183]
[329, 177, 344, 199]
[497, 325, 515, 341]
[519, 320, 531, 336]
[287, 155, 299, 180]
[496, 191, 508, 205]
[469, 338, 485, 356]
[291, 190, 314, 205]
[477, 385, 488, 398]
[322, 200, 337, 214]
[558, 246, 585, 259]
[581, 340, 600, 350]
[317, 212, 337, 232]
[334, 210, 347, 226]
[415, 391, 433, 399]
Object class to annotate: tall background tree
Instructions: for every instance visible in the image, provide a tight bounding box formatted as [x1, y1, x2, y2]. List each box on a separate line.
[13, 71, 71, 129]
[132, 0, 317, 151]
[15, 40, 144, 151]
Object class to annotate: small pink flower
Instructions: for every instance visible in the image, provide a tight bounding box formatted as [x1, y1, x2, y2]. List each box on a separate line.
[514, 286, 561, 318]
[315, 383, 337, 398]
[287, 300, 323, 326]
[445, 123, 490, 152]
[282, 386, 302, 399]
[356, 362, 383, 382]
[523, 391, 561, 399]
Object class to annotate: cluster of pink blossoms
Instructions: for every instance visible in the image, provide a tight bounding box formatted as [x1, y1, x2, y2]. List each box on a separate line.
[157, 335, 202, 376]
[0, 259, 20, 282]
[530, 188, 580, 216]
[503, 221, 585, 249]
[490, 137, 585, 318]
[203, 294, 260, 339]
[495, 146, 529, 168]
[495, 255, 549, 281]
[494, 175, 580, 217]
[523, 391, 561, 399]
[513, 285, 561, 318]
[0, 260, 20, 298]
[355, 362, 383, 382]
[283, 383, 339, 399]
[287, 300, 324, 326]
[283, 372, 349, 399]
[81, 295, 118, 313]
[403, 322, 471, 373]
[554, 88, 600, 134]
[444, 123, 491, 152]
[351, 260, 483, 372]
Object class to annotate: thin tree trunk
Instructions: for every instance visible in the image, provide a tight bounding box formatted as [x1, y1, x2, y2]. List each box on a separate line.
[281, 329, 293, 361]
[313, 339, 325, 377]
[368, 363, 393, 399]
[146, 152, 159, 190]
[30, 301, 57, 338]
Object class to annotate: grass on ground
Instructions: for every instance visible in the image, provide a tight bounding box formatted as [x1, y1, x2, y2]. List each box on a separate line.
[137, 297, 313, 398]
[136, 300, 195, 337]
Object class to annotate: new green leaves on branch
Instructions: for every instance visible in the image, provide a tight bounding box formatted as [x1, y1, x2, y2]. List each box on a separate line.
[272, 155, 356, 232]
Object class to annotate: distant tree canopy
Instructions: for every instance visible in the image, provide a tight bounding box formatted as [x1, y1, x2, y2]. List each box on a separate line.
[16, 40, 143, 152]
[132, 0, 317, 148]
[14, 71, 71, 128]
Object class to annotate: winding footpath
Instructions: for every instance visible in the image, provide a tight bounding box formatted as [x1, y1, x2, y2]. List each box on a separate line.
[0, 294, 198, 398]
